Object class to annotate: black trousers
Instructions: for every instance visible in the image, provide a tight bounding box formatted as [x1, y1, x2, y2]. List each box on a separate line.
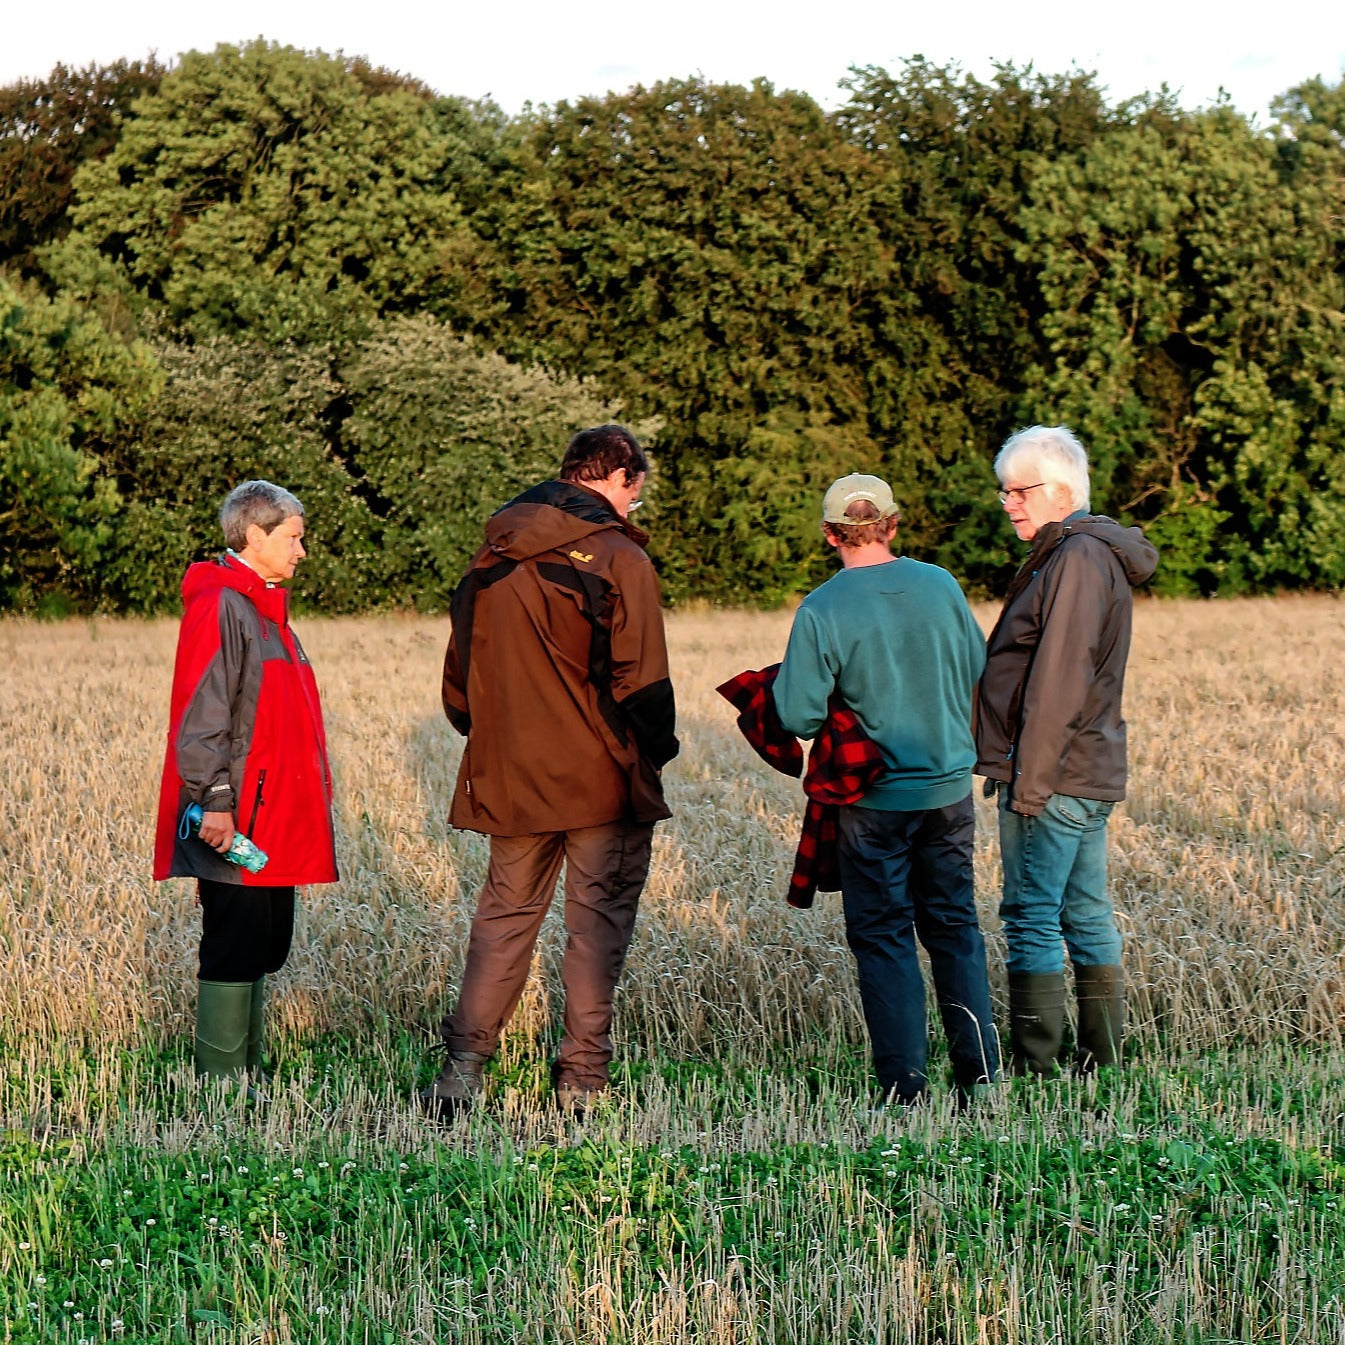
[197, 879, 295, 982]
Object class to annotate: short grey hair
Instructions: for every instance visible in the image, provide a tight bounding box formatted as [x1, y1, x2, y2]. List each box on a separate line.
[995, 425, 1091, 512]
[219, 480, 304, 551]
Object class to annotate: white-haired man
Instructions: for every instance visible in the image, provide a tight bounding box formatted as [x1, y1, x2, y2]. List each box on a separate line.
[975, 425, 1158, 1076]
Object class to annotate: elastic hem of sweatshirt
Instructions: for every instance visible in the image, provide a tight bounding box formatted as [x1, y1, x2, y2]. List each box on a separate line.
[851, 776, 973, 812]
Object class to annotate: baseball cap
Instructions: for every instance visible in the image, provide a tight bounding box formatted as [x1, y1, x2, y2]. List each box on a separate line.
[821, 473, 900, 525]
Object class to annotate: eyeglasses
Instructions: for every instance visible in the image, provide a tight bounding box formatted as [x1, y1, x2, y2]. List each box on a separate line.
[997, 483, 1047, 505]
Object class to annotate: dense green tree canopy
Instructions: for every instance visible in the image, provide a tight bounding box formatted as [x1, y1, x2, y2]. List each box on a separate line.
[2, 48, 1344, 610]
[0, 273, 158, 610]
[64, 42, 488, 342]
[0, 58, 164, 274]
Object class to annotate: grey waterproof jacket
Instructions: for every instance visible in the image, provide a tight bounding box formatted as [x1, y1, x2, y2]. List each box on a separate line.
[973, 515, 1158, 816]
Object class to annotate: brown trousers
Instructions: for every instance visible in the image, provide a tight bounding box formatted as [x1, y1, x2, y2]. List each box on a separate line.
[442, 822, 654, 1089]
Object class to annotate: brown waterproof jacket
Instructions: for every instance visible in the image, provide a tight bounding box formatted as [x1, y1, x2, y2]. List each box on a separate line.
[442, 480, 678, 836]
[973, 515, 1158, 816]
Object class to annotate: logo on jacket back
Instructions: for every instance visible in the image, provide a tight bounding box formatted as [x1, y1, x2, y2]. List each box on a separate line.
[568, 549, 594, 563]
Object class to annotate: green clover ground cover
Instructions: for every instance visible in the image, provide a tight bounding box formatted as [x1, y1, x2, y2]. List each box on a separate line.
[2, 1051, 1343, 1343]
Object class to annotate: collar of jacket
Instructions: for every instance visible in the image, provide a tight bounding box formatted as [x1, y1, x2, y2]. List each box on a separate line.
[218, 552, 288, 625]
[500, 479, 651, 548]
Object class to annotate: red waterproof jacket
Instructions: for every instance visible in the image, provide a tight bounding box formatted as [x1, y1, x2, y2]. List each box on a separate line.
[153, 555, 338, 886]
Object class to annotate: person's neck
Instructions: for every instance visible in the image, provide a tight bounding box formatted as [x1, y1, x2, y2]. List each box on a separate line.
[228, 549, 274, 585]
[839, 542, 897, 570]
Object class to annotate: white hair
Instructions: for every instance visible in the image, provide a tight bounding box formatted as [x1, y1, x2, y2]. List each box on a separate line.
[994, 425, 1091, 512]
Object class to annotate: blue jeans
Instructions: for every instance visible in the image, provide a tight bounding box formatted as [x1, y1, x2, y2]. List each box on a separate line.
[998, 791, 1121, 974]
[837, 796, 999, 1101]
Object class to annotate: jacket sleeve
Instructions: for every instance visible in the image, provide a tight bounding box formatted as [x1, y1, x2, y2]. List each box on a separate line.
[773, 605, 836, 741]
[1010, 540, 1115, 815]
[608, 549, 679, 767]
[441, 629, 471, 735]
[174, 594, 247, 815]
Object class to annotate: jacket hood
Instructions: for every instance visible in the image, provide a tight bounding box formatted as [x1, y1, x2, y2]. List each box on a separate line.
[1034, 515, 1158, 588]
[181, 554, 288, 623]
[485, 480, 647, 562]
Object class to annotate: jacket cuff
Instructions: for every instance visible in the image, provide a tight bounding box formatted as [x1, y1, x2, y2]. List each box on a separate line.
[200, 780, 236, 814]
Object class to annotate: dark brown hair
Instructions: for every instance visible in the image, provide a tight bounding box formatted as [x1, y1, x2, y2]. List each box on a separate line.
[560, 424, 650, 486]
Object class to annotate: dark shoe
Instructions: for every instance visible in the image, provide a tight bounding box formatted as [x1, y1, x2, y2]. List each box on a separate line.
[195, 981, 253, 1080]
[1074, 964, 1124, 1072]
[419, 1050, 487, 1123]
[555, 1080, 608, 1122]
[1008, 971, 1067, 1077]
[876, 1082, 931, 1110]
[955, 1082, 995, 1114]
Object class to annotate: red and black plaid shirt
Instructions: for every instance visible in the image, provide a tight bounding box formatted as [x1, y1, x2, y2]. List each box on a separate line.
[716, 664, 887, 909]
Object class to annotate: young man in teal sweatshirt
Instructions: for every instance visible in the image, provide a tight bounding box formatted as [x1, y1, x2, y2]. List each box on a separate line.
[774, 474, 999, 1106]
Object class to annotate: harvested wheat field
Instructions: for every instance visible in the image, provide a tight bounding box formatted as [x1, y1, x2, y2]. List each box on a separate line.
[1, 596, 1343, 1344]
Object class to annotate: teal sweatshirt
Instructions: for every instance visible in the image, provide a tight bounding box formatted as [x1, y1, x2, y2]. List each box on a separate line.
[774, 557, 986, 811]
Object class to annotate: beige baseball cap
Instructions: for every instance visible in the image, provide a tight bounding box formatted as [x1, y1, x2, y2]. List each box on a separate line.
[821, 473, 900, 525]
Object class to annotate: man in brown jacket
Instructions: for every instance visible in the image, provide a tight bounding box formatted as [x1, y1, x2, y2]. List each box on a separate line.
[422, 425, 678, 1120]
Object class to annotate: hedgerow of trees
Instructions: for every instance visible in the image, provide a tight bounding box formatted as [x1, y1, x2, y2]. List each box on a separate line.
[2, 40, 1342, 611]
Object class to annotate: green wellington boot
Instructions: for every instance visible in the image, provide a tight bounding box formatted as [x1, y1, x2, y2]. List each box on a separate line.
[1007, 971, 1067, 1077]
[246, 977, 268, 1079]
[1074, 965, 1124, 1072]
[194, 980, 253, 1079]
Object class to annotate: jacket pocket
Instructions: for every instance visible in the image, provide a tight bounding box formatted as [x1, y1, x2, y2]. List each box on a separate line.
[245, 768, 267, 836]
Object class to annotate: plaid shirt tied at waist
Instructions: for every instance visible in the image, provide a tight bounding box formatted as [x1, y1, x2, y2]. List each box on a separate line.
[716, 664, 886, 909]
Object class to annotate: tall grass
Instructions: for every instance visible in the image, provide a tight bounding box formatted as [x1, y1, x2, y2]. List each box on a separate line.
[3, 597, 1340, 1056]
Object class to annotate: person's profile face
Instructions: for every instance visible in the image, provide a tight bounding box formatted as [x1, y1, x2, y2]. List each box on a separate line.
[247, 514, 307, 582]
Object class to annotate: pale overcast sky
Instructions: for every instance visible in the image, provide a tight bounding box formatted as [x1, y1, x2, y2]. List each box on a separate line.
[2, 0, 1342, 124]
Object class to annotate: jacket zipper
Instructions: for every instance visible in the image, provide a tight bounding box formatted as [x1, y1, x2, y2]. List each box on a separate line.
[246, 769, 267, 836]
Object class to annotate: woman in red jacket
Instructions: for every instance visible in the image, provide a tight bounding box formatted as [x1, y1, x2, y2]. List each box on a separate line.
[154, 480, 338, 1084]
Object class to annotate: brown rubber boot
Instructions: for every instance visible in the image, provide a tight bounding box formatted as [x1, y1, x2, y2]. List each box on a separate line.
[1007, 971, 1067, 1077]
[1074, 964, 1124, 1072]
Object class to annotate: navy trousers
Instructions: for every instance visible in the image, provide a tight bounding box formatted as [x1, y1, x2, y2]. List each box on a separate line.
[837, 794, 999, 1101]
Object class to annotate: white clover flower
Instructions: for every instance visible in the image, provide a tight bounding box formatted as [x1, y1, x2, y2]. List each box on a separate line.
[208, 1218, 219, 1228]
[145, 1219, 156, 1226]
[315, 1305, 331, 1316]
[111, 1321, 125, 1334]
[238, 1167, 248, 1175]
[122, 1190, 132, 1198]
[1114, 1203, 1131, 1214]
[35, 1276, 46, 1285]
[19, 1241, 30, 1250]
[292, 1169, 304, 1179]
[318, 1162, 329, 1170]
[99, 1258, 113, 1268]
[64, 1301, 75, 1309]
